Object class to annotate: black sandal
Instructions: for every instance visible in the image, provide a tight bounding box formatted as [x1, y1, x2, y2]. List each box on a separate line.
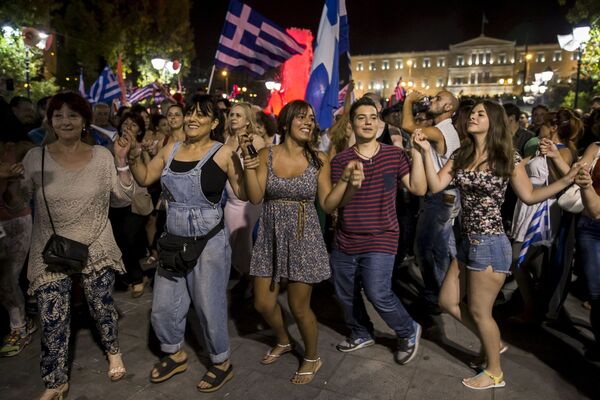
[150, 354, 188, 383]
[196, 364, 234, 393]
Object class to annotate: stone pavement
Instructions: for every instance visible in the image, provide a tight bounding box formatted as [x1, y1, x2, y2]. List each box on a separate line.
[1, 270, 599, 400]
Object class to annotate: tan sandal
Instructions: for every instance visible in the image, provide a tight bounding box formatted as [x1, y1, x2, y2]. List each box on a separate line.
[39, 383, 69, 400]
[291, 357, 322, 385]
[107, 352, 127, 381]
[261, 343, 293, 365]
[462, 369, 506, 390]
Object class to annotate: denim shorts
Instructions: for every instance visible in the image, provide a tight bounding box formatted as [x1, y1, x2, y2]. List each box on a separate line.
[457, 233, 512, 274]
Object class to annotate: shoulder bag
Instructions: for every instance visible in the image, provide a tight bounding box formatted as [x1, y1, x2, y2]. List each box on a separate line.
[41, 147, 90, 275]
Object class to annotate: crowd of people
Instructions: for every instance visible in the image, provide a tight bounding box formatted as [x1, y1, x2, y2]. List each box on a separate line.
[1, 86, 600, 398]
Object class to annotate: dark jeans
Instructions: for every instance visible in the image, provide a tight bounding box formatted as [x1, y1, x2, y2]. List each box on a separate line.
[109, 206, 147, 285]
[330, 249, 416, 339]
[577, 215, 600, 344]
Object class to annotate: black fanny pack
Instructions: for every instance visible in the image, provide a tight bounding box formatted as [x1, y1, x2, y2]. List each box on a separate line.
[157, 219, 224, 273]
[41, 148, 89, 275]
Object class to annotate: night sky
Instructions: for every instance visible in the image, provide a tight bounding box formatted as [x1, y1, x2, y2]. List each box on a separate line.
[190, 0, 575, 69]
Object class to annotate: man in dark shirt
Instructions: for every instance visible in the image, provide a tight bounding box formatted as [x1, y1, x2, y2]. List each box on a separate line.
[503, 103, 535, 156]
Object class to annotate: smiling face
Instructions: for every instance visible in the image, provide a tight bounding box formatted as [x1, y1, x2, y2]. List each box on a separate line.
[467, 103, 490, 135]
[288, 107, 316, 143]
[228, 105, 250, 132]
[184, 107, 218, 141]
[351, 105, 379, 142]
[51, 104, 85, 140]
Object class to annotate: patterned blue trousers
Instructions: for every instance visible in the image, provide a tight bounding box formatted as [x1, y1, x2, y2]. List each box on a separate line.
[35, 269, 119, 388]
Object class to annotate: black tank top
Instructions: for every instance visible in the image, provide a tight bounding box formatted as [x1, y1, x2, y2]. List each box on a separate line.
[169, 155, 227, 203]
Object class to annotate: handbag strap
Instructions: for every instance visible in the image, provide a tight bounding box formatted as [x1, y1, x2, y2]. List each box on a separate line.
[41, 147, 57, 235]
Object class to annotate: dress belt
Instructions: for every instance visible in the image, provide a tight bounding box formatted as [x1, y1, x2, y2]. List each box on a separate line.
[271, 199, 310, 239]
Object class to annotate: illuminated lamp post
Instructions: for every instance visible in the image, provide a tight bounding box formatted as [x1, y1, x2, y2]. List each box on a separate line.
[558, 24, 591, 108]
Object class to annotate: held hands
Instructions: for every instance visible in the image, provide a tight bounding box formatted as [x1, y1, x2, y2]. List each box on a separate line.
[115, 132, 141, 162]
[565, 161, 587, 183]
[411, 129, 430, 152]
[342, 160, 365, 189]
[539, 138, 559, 159]
[405, 91, 424, 103]
[237, 130, 254, 157]
[0, 162, 24, 180]
[242, 154, 260, 170]
[575, 168, 593, 189]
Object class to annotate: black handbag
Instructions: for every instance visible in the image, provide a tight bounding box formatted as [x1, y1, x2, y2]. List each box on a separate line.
[157, 219, 224, 273]
[41, 148, 89, 275]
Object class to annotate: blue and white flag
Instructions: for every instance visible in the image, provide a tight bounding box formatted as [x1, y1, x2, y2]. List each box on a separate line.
[215, 0, 305, 76]
[516, 199, 551, 269]
[305, 0, 350, 130]
[78, 68, 86, 98]
[127, 82, 160, 104]
[87, 66, 121, 105]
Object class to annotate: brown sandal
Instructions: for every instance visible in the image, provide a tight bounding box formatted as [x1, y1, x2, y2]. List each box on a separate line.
[261, 343, 293, 365]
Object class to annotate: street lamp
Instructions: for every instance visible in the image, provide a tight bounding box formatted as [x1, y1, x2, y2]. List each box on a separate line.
[221, 70, 229, 93]
[558, 24, 591, 108]
[151, 58, 181, 83]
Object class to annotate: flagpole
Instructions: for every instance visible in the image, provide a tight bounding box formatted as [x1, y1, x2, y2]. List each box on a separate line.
[207, 65, 216, 94]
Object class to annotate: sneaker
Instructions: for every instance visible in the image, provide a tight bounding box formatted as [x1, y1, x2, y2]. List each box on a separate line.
[0, 318, 37, 357]
[336, 337, 375, 353]
[395, 322, 421, 365]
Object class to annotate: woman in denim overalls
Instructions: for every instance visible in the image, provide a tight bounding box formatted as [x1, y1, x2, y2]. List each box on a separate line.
[118, 95, 247, 393]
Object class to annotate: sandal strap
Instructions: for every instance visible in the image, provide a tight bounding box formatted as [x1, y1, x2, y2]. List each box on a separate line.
[483, 369, 504, 384]
[276, 343, 292, 349]
[303, 357, 321, 363]
[200, 365, 233, 386]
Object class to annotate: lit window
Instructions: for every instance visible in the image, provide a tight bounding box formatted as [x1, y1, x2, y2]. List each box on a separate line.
[369, 61, 376, 71]
[553, 51, 562, 62]
[456, 55, 464, 66]
[536, 52, 545, 63]
[436, 78, 443, 87]
[422, 57, 431, 68]
[382, 60, 389, 70]
[422, 79, 428, 88]
[356, 62, 363, 71]
[571, 52, 579, 61]
[395, 59, 403, 69]
[368, 81, 374, 89]
[437, 57, 445, 67]
[357, 81, 363, 90]
[498, 54, 507, 64]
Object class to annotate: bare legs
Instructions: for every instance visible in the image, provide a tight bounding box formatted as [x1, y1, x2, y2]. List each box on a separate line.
[438, 259, 507, 388]
[253, 277, 320, 384]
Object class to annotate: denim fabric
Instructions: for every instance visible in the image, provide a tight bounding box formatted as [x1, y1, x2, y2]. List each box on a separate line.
[151, 142, 231, 364]
[414, 191, 460, 305]
[577, 215, 600, 300]
[36, 269, 118, 388]
[457, 233, 512, 274]
[330, 250, 415, 339]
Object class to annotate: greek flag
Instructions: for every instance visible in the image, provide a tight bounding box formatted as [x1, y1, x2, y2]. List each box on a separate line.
[127, 83, 160, 104]
[516, 200, 551, 269]
[305, 0, 350, 130]
[215, 0, 305, 76]
[87, 66, 122, 105]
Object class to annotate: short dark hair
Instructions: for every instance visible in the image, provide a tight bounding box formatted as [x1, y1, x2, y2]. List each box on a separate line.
[591, 96, 600, 104]
[9, 96, 32, 108]
[350, 96, 378, 122]
[152, 114, 167, 129]
[46, 92, 93, 127]
[118, 111, 146, 142]
[532, 104, 549, 113]
[502, 103, 521, 121]
[167, 103, 184, 114]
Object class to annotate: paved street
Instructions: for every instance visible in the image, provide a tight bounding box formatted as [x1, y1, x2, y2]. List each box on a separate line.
[1, 265, 599, 400]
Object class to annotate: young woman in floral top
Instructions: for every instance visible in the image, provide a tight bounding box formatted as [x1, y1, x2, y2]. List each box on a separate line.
[414, 100, 583, 390]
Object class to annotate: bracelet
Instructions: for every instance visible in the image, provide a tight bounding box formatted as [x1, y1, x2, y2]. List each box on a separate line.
[116, 165, 130, 172]
[340, 175, 350, 182]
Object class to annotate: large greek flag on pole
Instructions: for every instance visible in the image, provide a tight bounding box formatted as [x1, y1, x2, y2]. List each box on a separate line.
[87, 66, 122, 105]
[305, 0, 350, 130]
[215, 0, 305, 76]
[516, 199, 551, 269]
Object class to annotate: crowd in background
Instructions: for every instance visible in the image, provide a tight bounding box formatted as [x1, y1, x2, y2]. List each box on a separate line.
[1, 86, 600, 398]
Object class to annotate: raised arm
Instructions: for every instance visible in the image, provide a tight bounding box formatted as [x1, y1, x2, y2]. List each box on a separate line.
[402, 92, 446, 154]
[539, 138, 574, 177]
[242, 146, 269, 204]
[511, 158, 584, 205]
[400, 147, 427, 195]
[218, 146, 248, 202]
[412, 130, 453, 193]
[117, 132, 167, 187]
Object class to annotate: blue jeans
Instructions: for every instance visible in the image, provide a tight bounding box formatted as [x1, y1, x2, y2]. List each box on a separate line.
[330, 250, 415, 339]
[577, 216, 600, 300]
[414, 191, 460, 306]
[151, 229, 231, 364]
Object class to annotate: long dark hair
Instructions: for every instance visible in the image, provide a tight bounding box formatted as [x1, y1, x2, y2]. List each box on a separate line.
[543, 108, 582, 154]
[452, 100, 514, 178]
[184, 95, 225, 143]
[277, 100, 322, 168]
